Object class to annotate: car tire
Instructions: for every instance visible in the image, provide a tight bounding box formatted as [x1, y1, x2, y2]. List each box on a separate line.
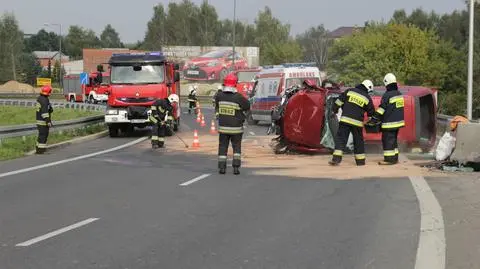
[108, 125, 120, 137]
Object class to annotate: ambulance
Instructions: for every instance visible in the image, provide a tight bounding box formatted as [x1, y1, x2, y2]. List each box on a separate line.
[247, 63, 322, 124]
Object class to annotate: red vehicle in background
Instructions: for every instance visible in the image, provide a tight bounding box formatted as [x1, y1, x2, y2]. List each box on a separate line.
[62, 72, 111, 103]
[103, 52, 181, 137]
[183, 49, 248, 82]
[233, 68, 261, 97]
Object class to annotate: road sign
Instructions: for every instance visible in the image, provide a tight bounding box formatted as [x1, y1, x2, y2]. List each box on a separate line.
[80, 72, 88, 85]
[36, 77, 51, 86]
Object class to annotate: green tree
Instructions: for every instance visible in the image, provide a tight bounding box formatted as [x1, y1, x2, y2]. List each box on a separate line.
[328, 23, 450, 87]
[64, 25, 101, 58]
[198, 0, 219, 46]
[0, 12, 24, 83]
[296, 25, 331, 69]
[24, 29, 61, 52]
[143, 4, 167, 49]
[253, 6, 294, 64]
[100, 24, 123, 48]
[17, 52, 42, 85]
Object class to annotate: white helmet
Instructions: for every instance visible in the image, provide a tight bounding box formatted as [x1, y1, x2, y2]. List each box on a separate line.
[193, 84, 199, 90]
[361, 79, 373, 91]
[168, 93, 179, 103]
[383, 73, 397, 86]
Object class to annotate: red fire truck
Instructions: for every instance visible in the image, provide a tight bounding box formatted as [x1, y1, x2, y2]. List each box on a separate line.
[62, 72, 111, 103]
[103, 51, 181, 137]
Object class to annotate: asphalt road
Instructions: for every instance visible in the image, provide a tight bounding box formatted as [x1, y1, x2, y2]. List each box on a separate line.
[0, 106, 478, 268]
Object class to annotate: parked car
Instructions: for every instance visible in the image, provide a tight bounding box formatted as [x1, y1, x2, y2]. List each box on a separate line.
[183, 49, 248, 82]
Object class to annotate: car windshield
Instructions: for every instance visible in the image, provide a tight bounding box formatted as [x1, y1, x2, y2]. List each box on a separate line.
[110, 64, 165, 84]
[237, 71, 257, 82]
[199, 50, 228, 58]
[285, 77, 320, 88]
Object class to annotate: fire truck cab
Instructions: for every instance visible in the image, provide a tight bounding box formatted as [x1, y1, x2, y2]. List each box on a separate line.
[247, 63, 321, 124]
[104, 51, 181, 137]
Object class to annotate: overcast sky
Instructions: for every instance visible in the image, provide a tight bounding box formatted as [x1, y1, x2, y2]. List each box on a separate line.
[2, 0, 466, 43]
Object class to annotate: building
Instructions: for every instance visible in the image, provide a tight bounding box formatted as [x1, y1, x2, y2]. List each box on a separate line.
[327, 26, 364, 40]
[83, 48, 140, 73]
[62, 60, 84, 75]
[33, 51, 70, 70]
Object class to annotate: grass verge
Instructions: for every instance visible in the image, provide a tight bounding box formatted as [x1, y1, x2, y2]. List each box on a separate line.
[0, 123, 106, 161]
[0, 106, 103, 126]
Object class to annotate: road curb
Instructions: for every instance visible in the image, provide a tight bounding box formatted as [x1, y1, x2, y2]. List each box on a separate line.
[25, 130, 109, 156]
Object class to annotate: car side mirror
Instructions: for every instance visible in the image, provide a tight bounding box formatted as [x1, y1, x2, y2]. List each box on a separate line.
[174, 72, 180, 82]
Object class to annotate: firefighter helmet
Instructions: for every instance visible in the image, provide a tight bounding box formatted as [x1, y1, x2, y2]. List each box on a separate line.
[40, 85, 52, 96]
[168, 93, 179, 103]
[383, 73, 397, 86]
[223, 73, 238, 87]
[361, 80, 374, 91]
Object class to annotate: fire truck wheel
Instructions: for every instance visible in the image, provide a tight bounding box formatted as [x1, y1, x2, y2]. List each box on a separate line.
[108, 125, 120, 137]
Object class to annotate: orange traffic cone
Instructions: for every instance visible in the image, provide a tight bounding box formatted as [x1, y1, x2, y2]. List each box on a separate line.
[210, 120, 217, 134]
[196, 112, 201, 123]
[200, 115, 206, 127]
[192, 129, 200, 148]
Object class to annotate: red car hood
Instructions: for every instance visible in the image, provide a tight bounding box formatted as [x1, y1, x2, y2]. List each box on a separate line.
[187, 57, 219, 65]
[110, 84, 167, 98]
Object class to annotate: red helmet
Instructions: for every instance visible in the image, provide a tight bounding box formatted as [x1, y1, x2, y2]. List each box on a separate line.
[223, 73, 238, 87]
[40, 85, 52, 96]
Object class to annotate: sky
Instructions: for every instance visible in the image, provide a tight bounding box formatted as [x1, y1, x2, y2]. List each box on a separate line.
[2, 0, 467, 43]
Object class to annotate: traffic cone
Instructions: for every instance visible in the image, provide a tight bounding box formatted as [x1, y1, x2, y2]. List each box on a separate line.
[192, 129, 200, 148]
[200, 115, 206, 127]
[210, 120, 217, 134]
[196, 112, 201, 123]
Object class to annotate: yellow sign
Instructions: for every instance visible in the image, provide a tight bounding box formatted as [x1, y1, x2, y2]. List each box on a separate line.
[37, 77, 51, 86]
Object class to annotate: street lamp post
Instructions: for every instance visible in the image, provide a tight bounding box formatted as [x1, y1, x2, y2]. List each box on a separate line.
[232, 0, 236, 67]
[44, 23, 63, 88]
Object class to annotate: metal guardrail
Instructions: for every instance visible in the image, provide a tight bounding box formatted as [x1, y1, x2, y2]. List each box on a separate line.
[0, 99, 106, 139]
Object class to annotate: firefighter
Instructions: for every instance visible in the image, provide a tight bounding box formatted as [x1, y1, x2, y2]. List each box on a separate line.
[35, 85, 54, 154]
[329, 80, 375, 166]
[187, 85, 197, 114]
[215, 73, 250, 175]
[149, 93, 179, 148]
[368, 73, 405, 165]
[212, 84, 223, 107]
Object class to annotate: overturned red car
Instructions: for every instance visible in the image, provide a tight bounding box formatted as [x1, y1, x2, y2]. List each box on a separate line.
[270, 82, 438, 154]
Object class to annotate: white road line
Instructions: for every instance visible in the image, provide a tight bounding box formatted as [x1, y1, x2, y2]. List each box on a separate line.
[249, 131, 255, 136]
[180, 173, 211, 186]
[409, 176, 446, 269]
[16, 218, 99, 247]
[0, 137, 148, 179]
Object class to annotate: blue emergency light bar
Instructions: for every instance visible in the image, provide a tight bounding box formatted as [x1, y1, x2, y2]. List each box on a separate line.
[111, 51, 164, 57]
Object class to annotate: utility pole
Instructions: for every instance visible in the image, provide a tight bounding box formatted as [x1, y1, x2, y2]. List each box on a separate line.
[467, 0, 476, 120]
[11, 49, 16, 81]
[232, 0, 236, 67]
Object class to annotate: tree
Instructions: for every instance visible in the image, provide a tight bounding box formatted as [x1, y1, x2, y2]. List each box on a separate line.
[143, 4, 167, 49]
[100, 24, 123, 48]
[64, 25, 101, 58]
[296, 25, 331, 69]
[253, 6, 292, 64]
[327, 23, 451, 87]
[24, 29, 61, 52]
[197, 0, 219, 46]
[17, 52, 42, 85]
[0, 12, 24, 83]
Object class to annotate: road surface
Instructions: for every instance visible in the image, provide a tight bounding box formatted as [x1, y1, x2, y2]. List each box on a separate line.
[0, 106, 479, 269]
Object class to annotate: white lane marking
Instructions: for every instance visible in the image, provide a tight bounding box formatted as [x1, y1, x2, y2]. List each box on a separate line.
[180, 173, 211, 186]
[409, 176, 446, 269]
[0, 137, 148, 179]
[16, 218, 99, 247]
[249, 131, 255, 136]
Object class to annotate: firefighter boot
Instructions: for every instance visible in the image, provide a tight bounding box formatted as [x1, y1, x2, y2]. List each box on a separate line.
[151, 140, 158, 149]
[35, 146, 45, 154]
[158, 141, 165, 148]
[233, 167, 240, 175]
[218, 161, 226, 174]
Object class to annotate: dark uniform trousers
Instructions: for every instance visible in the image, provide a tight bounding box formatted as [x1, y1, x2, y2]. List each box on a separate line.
[218, 133, 243, 169]
[36, 124, 49, 153]
[188, 100, 196, 114]
[382, 129, 399, 163]
[151, 120, 166, 147]
[332, 122, 366, 165]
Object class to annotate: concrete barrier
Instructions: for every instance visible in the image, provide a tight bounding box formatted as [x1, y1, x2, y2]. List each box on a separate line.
[450, 122, 480, 164]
